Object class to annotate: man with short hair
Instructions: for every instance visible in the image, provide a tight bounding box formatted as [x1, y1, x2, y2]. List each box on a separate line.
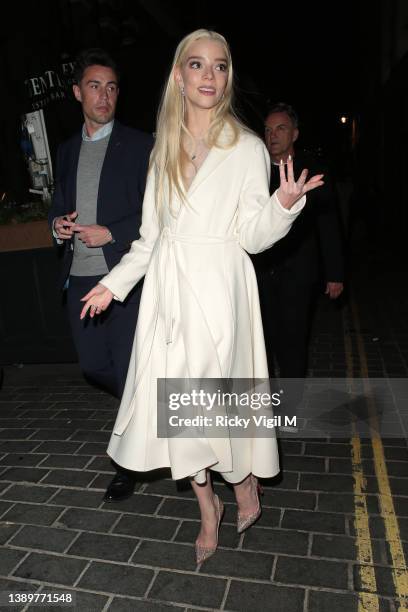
[49, 48, 153, 501]
[254, 103, 344, 403]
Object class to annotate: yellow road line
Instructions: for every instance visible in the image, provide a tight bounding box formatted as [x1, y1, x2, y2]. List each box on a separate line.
[343, 307, 379, 611]
[350, 296, 408, 611]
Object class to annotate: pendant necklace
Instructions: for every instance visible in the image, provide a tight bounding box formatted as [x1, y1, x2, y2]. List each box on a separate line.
[190, 137, 207, 162]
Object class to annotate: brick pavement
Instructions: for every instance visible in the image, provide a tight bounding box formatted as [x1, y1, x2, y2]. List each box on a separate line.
[0, 250, 407, 611]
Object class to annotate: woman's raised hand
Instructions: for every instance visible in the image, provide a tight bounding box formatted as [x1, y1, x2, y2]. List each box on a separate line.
[80, 283, 114, 320]
[276, 155, 324, 210]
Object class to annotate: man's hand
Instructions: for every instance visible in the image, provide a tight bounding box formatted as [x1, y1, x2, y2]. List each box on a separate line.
[277, 156, 324, 210]
[325, 282, 344, 299]
[80, 283, 114, 319]
[53, 211, 78, 239]
[73, 224, 111, 247]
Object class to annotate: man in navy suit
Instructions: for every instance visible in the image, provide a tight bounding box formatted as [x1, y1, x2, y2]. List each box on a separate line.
[49, 48, 153, 501]
[254, 103, 344, 415]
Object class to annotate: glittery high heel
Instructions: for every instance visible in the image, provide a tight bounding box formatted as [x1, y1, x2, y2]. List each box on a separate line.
[195, 494, 224, 568]
[237, 475, 263, 534]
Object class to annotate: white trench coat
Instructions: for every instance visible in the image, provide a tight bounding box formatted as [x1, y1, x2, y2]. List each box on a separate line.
[101, 125, 305, 484]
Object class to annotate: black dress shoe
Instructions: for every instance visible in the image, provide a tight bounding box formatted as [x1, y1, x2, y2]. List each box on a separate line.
[103, 471, 136, 503]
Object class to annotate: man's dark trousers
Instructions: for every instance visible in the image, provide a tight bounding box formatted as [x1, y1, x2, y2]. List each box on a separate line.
[258, 267, 314, 380]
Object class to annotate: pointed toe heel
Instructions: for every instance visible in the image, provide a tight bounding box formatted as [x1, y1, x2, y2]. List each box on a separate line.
[195, 494, 224, 568]
[237, 475, 263, 534]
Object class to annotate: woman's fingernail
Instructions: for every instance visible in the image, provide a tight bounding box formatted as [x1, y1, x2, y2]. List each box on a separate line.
[280, 158, 283, 165]
[288, 154, 292, 161]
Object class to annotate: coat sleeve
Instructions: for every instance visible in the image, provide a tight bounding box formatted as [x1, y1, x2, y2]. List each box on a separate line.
[99, 166, 160, 302]
[236, 138, 306, 255]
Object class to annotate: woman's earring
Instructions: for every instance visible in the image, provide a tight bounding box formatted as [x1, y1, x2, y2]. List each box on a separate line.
[180, 86, 185, 96]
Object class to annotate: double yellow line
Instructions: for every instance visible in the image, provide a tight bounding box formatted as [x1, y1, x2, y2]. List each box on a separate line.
[344, 296, 408, 611]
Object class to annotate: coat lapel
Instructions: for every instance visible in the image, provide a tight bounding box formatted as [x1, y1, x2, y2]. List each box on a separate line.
[97, 121, 122, 222]
[99, 120, 122, 180]
[187, 122, 237, 197]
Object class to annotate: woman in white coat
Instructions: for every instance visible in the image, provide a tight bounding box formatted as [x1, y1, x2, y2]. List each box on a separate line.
[80, 29, 323, 566]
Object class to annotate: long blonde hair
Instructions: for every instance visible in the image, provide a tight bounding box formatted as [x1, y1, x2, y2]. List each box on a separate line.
[151, 29, 243, 215]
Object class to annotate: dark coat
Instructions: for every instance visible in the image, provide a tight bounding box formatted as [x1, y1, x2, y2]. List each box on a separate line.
[253, 151, 344, 284]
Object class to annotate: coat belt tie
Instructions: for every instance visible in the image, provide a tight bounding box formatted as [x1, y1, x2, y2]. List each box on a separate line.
[158, 227, 237, 345]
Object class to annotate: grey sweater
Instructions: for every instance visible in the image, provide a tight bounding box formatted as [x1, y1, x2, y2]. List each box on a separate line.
[70, 135, 110, 276]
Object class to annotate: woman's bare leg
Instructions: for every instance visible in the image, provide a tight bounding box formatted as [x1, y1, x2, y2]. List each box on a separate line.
[190, 470, 219, 549]
[233, 473, 259, 516]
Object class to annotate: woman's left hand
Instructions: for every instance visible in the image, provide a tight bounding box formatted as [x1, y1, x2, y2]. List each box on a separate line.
[80, 283, 114, 320]
[277, 156, 324, 210]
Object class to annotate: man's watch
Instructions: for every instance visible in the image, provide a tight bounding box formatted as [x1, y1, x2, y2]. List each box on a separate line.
[106, 229, 116, 244]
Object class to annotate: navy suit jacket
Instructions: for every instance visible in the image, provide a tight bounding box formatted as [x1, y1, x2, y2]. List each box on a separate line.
[48, 120, 153, 289]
